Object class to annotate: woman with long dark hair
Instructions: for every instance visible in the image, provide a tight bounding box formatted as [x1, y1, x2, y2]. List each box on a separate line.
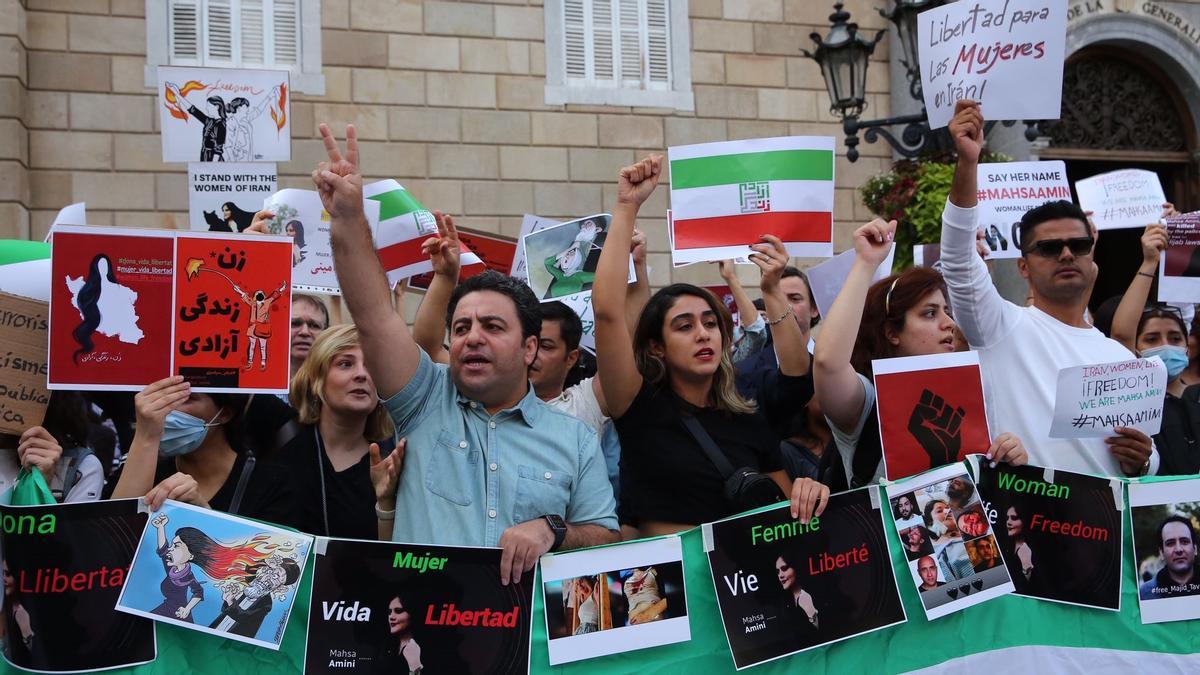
[592, 156, 828, 538]
[69, 254, 143, 363]
[222, 202, 257, 232]
[286, 220, 307, 266]
[774, 550, 825, 641]
[376, 593, 423, 675]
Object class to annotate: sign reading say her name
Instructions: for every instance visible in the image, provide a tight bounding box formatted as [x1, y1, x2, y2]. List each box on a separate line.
[0, 292, 49, 435]
[917, 0, 1067, 128]
[1075, 169, 1167, 230]
[977, 160, 1071, 259]
[1049, 357, 1168, 438]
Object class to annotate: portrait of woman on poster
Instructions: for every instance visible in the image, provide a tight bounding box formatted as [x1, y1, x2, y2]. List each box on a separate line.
[1005, 503, 1045, 594]
[622, 567, 667, 625]
[286, 220, 307, 267]
[775, 551, 826, 641]
[2, 558, 40, 665]
[572, 575, 603, 635]
[376, 594, 423, 675]
[148, 513, 205, 622]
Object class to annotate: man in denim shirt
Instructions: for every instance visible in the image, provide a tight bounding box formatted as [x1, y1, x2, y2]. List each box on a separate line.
[318, 124, 619, 584]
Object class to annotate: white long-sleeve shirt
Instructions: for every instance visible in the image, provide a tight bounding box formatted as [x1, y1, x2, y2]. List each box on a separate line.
[939, 199, 1157, 477]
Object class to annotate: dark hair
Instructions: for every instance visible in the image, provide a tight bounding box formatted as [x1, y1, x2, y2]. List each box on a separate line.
[72, 254, 119, 363]
[222, 202, 257, 232]
[445, 270, 541, 340]
[1158, 515, 1197, 549]
[206, 95, 228, 119]
[752, 298, 766, 312]
[41, 391, 91, 450]
[540, 301, 583, 352]
[175, 527, 287, 583]
[851, 267, 949, 377]
[1137, 306, 1189, 344]
[923, 499, 947, 529]
[781, 266, 820, 327]
[893, 493, 918, 520]
[207, 392, 252, 454]
[1091, 294, 1124, 337]
[228, 97, 249, 113]
[286, 220, 306, 248]
[947, 477, 975, 506]
[1017, 200, 1091, 252]
[292, 293, 330, 328]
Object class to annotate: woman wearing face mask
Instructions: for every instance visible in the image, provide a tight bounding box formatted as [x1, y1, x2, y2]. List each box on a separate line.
[1111, 218, 1200, 475]
[106, 376, 294, 524]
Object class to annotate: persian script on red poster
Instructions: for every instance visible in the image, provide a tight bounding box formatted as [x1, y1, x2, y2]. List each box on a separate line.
[872, 351, 991, 481]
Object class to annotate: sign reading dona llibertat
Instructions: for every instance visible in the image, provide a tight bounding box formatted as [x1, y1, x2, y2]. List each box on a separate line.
[304, 538, 534, 675]
[703, 488, 905, 670]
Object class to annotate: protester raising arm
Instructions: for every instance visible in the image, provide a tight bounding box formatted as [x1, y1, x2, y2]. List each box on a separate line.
[627, 228, 652, 335]
[411, 212, 460, 365]
[1111, 208, 1174, 353]
[755, 235, 809, 377]
[318, 124, 418, 399]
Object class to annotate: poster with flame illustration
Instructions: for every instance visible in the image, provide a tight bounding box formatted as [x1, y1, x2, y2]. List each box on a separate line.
[157, 66, 291, 163]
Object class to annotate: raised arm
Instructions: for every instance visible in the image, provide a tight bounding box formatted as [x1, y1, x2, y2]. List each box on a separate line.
[411, 212, 459, 364]
[319, 124, 418, 398]
[593, 156, 662, 419]
[718, 260, 761, 330]
[814, 219, 896, 432]
[1112, 216, 1171, 351]
[753, 235, 809, 376]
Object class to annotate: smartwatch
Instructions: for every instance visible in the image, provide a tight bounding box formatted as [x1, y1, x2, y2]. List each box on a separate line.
[543, 514, 567, 552]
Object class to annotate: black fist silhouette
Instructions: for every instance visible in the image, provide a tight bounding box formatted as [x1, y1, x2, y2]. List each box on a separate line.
[907, 389, 965, 468]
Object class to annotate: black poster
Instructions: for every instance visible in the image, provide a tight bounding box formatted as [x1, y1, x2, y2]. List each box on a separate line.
[1, 498, 155, 672]
[976, 461, 1123, 610]
[305, 538, 533, 674]
[705, 488, 906, 670]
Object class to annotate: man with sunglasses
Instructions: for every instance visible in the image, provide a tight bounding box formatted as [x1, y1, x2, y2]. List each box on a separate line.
[937, 100, 1158, 478]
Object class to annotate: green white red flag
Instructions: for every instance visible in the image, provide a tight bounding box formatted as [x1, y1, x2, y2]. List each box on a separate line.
[364, 180, 481, 283]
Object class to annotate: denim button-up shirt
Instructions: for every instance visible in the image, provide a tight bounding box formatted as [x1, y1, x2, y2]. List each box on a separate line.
[383, 350, 619, 547]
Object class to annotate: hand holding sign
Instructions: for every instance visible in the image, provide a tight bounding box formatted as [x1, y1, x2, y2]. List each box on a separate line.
[908, 389, 966, 467]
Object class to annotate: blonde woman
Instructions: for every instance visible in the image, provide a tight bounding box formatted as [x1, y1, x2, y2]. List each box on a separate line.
[283, 324, 403, 539]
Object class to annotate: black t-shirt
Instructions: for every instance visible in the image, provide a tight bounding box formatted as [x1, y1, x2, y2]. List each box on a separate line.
[614, 381, 787, 526]
[276, 425, 388, 540]
[1153, 391, 1200, 476]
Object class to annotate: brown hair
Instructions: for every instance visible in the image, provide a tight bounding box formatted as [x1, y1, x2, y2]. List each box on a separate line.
[850, 267, 949, 378]
[290, 324, 394, 442]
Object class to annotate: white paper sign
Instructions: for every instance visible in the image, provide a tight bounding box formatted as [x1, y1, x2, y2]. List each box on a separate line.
[45, 202, 88, 242]
[1075, 169, 1167, 231]
[977, 160, 1070, 258]
[157, 66, 291, 163]
[917, 0, 1067, 129]
[1159, 211, 1200, 303]
[187, 163, 277, 232]
[806, 246, 895, 318]
[1050, 357, 1168, 438]
[262, 188, 381, 295]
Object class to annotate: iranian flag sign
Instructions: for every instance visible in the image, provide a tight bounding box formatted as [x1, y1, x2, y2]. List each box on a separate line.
[668, 136, 835, 264]
[364, 179, 481, 283]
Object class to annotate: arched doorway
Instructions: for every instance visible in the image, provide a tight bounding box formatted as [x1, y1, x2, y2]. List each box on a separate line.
[1036, 46, 1197, 309]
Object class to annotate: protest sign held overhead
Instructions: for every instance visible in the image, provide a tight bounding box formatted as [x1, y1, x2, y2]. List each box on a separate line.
[873, 351, 992, 480]
[668, 136, 835, 264]
[541, 537, 689, 666]
[806, 246, 895, 318]
[1075, 169, 1167, 231]
[917, 0, 1067, 128]
[887, 464, 1015, 620]
[511, 214, 563, 282]
[306, 538, 533, 674]
[365, 179, 482, 283]
[523, 215, 634, 301]
[157, 66, 290, 163]
[116, 500, 312, 650]
[188, 163, 277, 232]
[1158, 211, 1200, 303]
[974, 460, 1123, 611]
[1049, 357, 1167, 438]
[977, 160, 1070, 258]
[704, 488, 905, 670]
[262, 188, 381, 296]
[0, 292, 49, 435]
[1128, 478, 1200, 625]
[1, 498, 156, 673]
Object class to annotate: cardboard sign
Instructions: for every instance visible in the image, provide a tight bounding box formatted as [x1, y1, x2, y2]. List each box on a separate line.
[116, 500, 312, 650]
[886, 464, 1015, 620]
[668, 136, 835, 264]
[188, 163, 277, 232]
[704, 489, 905, 669]
[1049, 357, 1167, 438]
[917, 0, 1067, 129]
[873, 351, 992, 481]
[1, 499, 156, 673]
[1158, 211, 1200, 303]
[806, 246, 895, 318]
[157, 66, 290, 163]
[1075, 169, 1167, 231]
[975, 460, 1123, 611]
[409, 228, 518, 291]
[305, 538, 533, 674]
[262, 188, 381, 296]
[1128, 478, 1200, 624]
[0, 292, 50, 435]
[541, 537, 689, 665]
[977, 160, 1071, 258]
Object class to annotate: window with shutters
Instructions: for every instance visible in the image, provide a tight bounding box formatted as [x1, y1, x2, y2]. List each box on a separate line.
[144, 0, 325, 95]
[546, 0, 693, 110]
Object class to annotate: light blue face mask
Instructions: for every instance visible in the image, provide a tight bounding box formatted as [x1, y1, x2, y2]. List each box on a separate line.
[159, 410, 222, 457]
[1143, 345, 1190, 381]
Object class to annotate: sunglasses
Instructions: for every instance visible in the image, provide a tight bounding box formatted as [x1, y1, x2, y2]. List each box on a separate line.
[1024, 236, 1094, 257]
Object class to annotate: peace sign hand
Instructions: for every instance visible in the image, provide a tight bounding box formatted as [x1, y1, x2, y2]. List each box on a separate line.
[312, 123, 364, 220]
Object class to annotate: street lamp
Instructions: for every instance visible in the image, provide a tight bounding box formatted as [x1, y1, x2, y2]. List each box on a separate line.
[800, 2, 884, 121]
[879, 0, 948, 100]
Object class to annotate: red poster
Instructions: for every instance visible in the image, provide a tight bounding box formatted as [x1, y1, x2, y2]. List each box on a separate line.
[48, 227, 175, 389]
[872, 351, 990, 481]
[409, 229, 518, 290]
[174, 232, 292, 392]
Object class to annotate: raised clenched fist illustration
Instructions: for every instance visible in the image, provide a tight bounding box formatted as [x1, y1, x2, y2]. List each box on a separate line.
[907, 389, 965, 468]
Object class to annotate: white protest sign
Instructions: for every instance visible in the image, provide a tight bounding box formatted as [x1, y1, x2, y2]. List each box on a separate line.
[1075, 169, 1166, 231]
[1049, 357, 1168, 438]
[187, 163, 277, 232]
[45, 202, 87, 242]
[918, 0, 1067, 129]
[157, 66, 290, 163]
[511, 214, 563, 282]
[262, 188, 380, 295]
[913, 243, 941, 269]
[1159, 211, 1200, 303]
[977, 160, 1070, 258]
[806, 246, 895, 318]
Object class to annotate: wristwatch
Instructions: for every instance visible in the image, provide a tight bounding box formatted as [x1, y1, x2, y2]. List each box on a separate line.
[543, 514, 567, 552]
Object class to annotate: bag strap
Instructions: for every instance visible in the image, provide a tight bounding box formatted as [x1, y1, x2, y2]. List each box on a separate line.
[228, 452, 257, 515]
[679, 414, 737, 479]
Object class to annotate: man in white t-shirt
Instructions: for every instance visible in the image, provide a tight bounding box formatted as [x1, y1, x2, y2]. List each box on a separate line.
[940, 100, 1156, 477]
